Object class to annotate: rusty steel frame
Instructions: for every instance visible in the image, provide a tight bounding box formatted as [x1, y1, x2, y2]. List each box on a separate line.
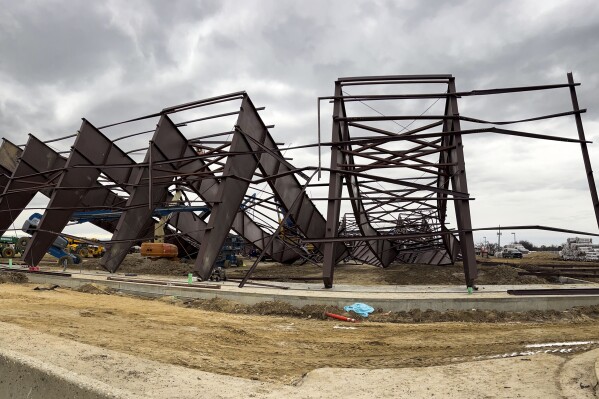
[194, 94, 347, 280]
[319, 73, 598, 289]
[5, 113, 297, 270]
[0, 72, 596, 290]
[0, 135, 66, 236]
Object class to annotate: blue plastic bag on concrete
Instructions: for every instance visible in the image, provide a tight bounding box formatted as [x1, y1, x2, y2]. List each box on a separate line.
[344, 303, 374, 317]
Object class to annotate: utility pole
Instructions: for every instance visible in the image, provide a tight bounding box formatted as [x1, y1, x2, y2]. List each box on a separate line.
[497, 225, 502, 248]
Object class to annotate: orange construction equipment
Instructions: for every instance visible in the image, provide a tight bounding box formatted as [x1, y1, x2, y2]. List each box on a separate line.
[140, 242, 179, 258]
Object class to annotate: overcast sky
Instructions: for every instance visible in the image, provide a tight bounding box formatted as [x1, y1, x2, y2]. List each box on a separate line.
[1, 0, 599, 246]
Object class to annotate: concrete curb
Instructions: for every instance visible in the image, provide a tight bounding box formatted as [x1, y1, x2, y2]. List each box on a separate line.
[23, 273, 599, 312]
[0, 348, 140, 399]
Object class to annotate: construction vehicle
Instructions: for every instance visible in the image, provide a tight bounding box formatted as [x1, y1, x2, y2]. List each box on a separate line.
[66, 238, 105, 258]
[18, 205, 209, 265]
[140, 242, 179, 258]
[21, 204, 240, 269]
[496, 248, 523, 259]
[215, 235, 244, 268]
[0, 236, 28, 258]
[21, 213, 81, 267]
[87, 243, 106, 257]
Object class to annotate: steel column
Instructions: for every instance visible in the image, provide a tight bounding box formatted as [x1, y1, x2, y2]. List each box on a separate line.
[567, 72, 599, 228]
[445, 78, 478, 286]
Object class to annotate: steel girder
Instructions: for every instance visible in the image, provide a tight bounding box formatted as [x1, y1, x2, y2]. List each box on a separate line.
[69, 122, 205, 253]
[193, 95, 346, 280]
[0, 139, 22, 193]
[439, 78, 477, 285]
[99, 113, 299, 272]
[567, 72, 599, 228]
[0, 135, 126, 244]
[163, 112, 301, 265]
[0, 72, 593, 290]
[99, 115, 197, 272]
[23, 120, 142, 265]
[16, 122, 199, 266]
[0, 135, 66, 236]
[10, 116, 299, 271]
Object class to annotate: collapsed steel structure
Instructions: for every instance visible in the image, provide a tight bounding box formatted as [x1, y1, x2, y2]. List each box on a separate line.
[0, 73, 597, 289]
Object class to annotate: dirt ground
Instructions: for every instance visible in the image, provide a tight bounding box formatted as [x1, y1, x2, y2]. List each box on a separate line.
[1, 281, 599, 384]
[46, 251, 587, 286]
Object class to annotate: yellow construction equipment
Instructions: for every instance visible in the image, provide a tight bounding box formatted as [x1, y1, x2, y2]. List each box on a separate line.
[66, 238, 105, 258]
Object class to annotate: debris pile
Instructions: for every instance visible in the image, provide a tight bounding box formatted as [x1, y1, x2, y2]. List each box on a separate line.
[0, 271, 28, 284]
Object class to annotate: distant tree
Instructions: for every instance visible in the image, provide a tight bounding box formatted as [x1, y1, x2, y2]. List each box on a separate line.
[518, 240, 534, 251]
[487, 243, 500, 252]
[535, 244, 562, 252]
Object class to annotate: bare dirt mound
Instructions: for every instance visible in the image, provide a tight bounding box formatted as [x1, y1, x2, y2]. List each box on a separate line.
[0, 272, 28, 284]
[75, 283, 116, 295]
[78, 254, 552, 285]
[228, 261, 550, 286]
[181, 298, 343, 319]
[177, 295, 599, 324]
[81, 254, 194, 276]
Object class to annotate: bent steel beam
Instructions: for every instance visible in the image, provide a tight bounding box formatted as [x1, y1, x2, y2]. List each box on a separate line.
[23, 120, 130, 265]
[568, 72, 599, 229]
[0, 135, 125, 255]
[100, 115, 183, 272]
[0, 135, 65, 236]
[23, 119, 211, 267]
[443, 78, 478, 285]
[0, 139, 23, 193]
[235, 97, 348, 262]
[194, 95, 344, 280]
[193, 99, 264, 279]
[100, 113, 298, 273]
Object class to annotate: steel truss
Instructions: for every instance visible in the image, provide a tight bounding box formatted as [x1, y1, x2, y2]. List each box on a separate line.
[317, 73, 599, 288]
[0, 73, 596, 289]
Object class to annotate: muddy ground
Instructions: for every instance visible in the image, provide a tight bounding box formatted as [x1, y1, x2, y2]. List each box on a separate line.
[1, 281, 599, 384]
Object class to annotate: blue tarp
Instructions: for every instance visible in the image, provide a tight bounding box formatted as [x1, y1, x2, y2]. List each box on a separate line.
[344, 303, 374, 317]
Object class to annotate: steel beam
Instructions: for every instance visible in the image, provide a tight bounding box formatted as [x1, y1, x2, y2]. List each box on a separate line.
[0, 135, 65, 236]
[97, 113, 290, 272]
[322, 82, 351, 287]
[97, 112, 298, 273]
[194, 95, 342, 280]
[0, 139, 23, 193]
[567, 72, 599, 228]
[23, 120, 131, 265]
[100, 115, 184, 272]
[193, 98, 266, 279]
[444, 78, 478, 286]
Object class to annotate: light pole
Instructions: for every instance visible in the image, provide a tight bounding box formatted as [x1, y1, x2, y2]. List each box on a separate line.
[512, 232, 516, 244]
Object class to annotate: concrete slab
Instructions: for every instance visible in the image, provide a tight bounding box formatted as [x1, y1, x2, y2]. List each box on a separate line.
[13, 268, 599, 312]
